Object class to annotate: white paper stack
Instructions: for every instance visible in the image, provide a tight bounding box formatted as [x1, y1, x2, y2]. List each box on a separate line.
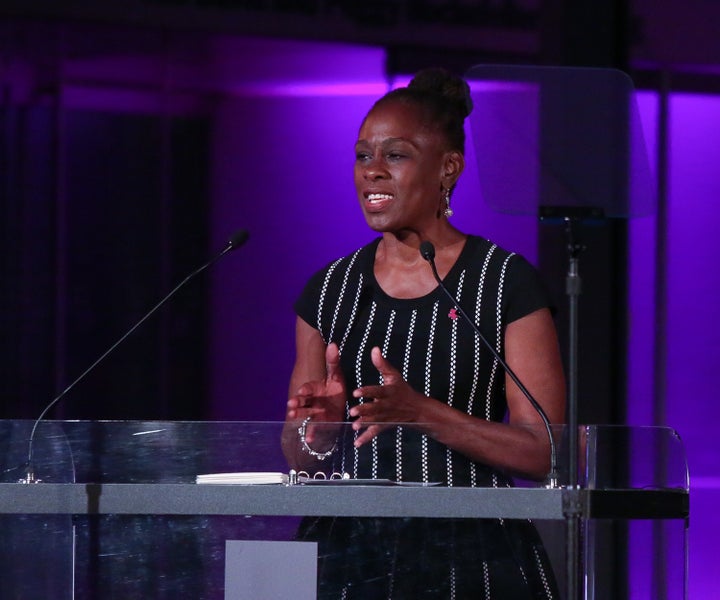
[195, 471, 288, 485]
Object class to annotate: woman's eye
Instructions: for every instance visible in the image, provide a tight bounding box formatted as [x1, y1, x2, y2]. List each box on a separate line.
[355, 152, 371, 162]
[387, 152, 405, 161]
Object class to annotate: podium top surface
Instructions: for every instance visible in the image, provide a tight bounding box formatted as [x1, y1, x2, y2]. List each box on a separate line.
[0, 420, 688, 520]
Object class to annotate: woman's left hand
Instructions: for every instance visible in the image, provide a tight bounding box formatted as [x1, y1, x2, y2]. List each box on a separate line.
[349, 346, 429, 447]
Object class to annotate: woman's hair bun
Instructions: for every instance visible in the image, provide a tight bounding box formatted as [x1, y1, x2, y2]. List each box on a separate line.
[408, 67, 473, 119]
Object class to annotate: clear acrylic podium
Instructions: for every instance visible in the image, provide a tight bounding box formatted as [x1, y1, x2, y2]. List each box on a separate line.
[0, 420, 688, 599]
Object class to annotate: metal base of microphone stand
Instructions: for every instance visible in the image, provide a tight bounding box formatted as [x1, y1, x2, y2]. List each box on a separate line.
[17, 466, 41, 484]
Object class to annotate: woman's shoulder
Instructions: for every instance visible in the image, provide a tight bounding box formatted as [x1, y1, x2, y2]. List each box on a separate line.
[464, 236, 552, 319]
[462, 234, 517, 266]
[303, 237, 379, 289]
[465, 235, 538, 266]
[295, 238, 379, 327]
[459, 235, 545, 300]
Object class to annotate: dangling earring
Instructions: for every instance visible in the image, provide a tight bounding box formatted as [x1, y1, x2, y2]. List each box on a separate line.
[443, 188, 454, 218]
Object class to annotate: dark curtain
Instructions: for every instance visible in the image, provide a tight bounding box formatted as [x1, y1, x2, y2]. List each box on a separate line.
[0, 102, 212, 421]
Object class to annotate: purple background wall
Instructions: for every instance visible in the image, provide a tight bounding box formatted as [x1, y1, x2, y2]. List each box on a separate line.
[628, 89, 720, 597]
[655, 92, 720, 598]
[1, 21, 718, 598]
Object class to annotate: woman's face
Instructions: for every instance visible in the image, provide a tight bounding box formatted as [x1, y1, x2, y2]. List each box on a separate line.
[354, 101, 456, 235]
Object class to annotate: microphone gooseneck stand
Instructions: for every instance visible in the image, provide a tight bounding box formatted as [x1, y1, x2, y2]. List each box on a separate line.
[420, 241, 560, 490]
[18, 229, 249, 484]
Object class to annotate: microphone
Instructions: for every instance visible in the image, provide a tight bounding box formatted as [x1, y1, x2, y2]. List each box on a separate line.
[18, 229, 250, 483]
[420, 241, 559, 488]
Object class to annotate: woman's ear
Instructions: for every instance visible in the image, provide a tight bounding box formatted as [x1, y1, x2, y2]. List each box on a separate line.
[442, 151, 465, 189]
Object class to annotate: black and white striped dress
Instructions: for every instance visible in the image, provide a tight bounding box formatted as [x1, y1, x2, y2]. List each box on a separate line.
[294, 235, 559, 599]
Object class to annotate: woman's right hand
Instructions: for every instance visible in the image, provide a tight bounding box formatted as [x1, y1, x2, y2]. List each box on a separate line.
[286, 342, 346, 444]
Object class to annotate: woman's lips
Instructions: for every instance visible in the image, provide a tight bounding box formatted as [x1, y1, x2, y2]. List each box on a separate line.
[364, 192, 393, 212]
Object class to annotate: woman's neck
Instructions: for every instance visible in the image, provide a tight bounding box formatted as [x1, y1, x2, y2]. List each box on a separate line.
[373, 230, 467, 299]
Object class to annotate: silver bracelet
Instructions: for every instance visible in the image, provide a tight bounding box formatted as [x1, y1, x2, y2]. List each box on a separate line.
[297, 416, 337, 460]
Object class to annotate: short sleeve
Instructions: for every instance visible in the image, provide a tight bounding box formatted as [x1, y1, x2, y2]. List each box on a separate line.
[503, 254, 554, 324]
[293, 266, 328, 329]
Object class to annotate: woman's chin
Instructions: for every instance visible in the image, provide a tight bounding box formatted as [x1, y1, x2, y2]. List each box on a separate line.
[362, 213, 393, 232]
